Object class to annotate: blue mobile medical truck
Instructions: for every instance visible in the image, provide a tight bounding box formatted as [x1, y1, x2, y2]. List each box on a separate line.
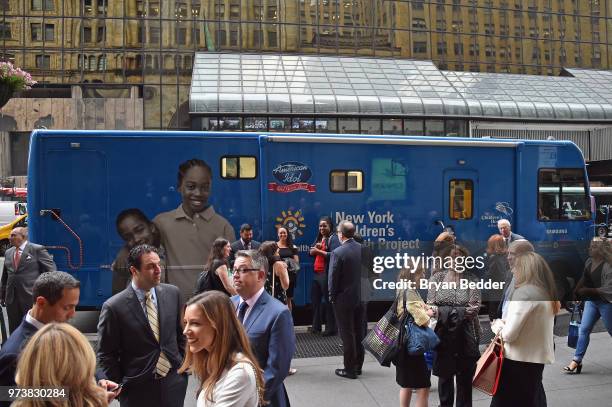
[27, 130, 593, 308]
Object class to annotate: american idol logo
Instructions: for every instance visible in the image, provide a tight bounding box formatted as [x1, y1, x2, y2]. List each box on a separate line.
[269, 162, 316, 193]
[273, 162, 312, 185]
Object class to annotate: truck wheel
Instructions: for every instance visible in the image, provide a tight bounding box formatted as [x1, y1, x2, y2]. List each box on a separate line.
[596, 226, 608, 238]
[0, 239, 9, 256]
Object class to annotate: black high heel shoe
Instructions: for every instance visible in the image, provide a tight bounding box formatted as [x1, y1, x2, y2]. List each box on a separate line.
[562, 361, 583, 374]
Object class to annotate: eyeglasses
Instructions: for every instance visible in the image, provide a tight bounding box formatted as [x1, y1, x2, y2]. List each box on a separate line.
[233, 267, 260, 275]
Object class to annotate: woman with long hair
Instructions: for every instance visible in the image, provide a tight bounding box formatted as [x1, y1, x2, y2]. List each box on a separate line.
[195, 237, 236, 296]
[14, 323, 108, 407]
[394, 265, 433, 407]
[259, 241, 290, 304]
[180, 291, 264, 407]
[276, 226, 299, 311]
[485, 234, 510, 321]
[563, 237, 612, 374]
[490, 252, 560, 407]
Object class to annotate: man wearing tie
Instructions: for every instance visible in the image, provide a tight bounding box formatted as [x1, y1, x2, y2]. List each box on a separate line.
[229, 223, 261, 265]
[0, 227, 56, 333]
[232, 250, 295, 407]
[97, 244, 187, 407]
[497, 219, 524, 247]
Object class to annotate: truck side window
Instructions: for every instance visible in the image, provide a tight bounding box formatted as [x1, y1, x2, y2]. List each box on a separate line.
[221, 156, 257, 179]
[538, 168, 590, 221]
[330, 170, 363, 192]
[449, 179, 473, 220]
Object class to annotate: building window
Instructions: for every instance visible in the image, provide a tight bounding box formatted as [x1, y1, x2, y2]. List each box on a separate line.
[31, 23, 54, 41]
[413, 41, 427, 53]
[97, 54, 106, 71]
[97, 26, 105, 43]
[177, 28, 187, 45]
[150, 27, 160, 44]
[268, 31, 277, 47]
[217, 30, 226, 46]
[449, 179, 473, 220]
[330, 170, 363, 193]
[31, 0, 54, 11]
[83, 26, 92, 43]
[254, 30, 263, 47]
[35, 54, 50, 69]
[0, 22, 11, 39]
[230, 30, 238, 46]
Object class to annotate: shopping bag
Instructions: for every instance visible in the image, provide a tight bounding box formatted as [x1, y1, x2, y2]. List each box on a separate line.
[363, 293, 407, 367]
[568, 303, 582, 349]
[473, 334, 504, 396]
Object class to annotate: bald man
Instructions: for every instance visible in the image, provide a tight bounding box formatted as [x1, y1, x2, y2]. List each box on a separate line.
[0, 227, 57, 333]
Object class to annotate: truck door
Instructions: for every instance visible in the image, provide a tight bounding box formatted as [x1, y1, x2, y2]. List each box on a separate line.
[443, 169, 479, 243]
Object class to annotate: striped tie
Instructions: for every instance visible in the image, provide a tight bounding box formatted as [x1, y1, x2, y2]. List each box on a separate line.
[145, 291, 171, 377]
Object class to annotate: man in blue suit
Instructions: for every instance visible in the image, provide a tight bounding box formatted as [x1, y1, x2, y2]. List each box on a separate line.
[329, 221, 364, 379]
[232, 250, 295, 407]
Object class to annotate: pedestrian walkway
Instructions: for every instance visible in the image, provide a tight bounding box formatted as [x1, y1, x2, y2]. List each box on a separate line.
[285, 331, 612, 407]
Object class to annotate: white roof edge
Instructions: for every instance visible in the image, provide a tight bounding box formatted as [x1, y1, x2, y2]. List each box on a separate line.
[266, 135, 520, 147]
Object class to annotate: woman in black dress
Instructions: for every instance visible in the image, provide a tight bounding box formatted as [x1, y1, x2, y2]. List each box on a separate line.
[259, 241, 290, 304]
[276, 226, 300, 311]
[394, 265, 433, 407]
[194, 237, 236, 297]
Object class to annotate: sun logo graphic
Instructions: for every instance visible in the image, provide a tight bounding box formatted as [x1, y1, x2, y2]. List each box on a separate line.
[275, 210, 306, 239]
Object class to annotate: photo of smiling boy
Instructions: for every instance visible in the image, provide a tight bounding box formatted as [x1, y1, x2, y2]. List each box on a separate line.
[154, 158, 235, 303]
[112, 208, 166, 295]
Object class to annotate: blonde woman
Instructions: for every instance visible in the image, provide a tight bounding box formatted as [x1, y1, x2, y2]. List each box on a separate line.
[14, 323, 108, 407]
[180, 291, 264, 407]
[394, 266, 433, 407]
[564, 237, 612, 374]
[490, 252, 560, 407]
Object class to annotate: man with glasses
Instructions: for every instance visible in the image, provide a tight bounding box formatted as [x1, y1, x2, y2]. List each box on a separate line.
[232, 250, 295, 407]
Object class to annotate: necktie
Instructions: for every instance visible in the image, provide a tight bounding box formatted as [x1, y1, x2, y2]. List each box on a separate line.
[14, 249, 21, 268]
[145, 291, 171, 377]
[237, 301, 249, 324]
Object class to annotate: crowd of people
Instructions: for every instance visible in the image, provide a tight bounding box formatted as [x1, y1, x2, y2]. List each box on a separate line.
[1, 187, 611, 407]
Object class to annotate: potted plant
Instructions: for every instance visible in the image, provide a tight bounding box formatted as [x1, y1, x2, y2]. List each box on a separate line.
[0, 61, 37, 109]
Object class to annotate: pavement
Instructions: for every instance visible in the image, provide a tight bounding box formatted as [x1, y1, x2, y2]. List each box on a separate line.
[1, 252, 611, 407]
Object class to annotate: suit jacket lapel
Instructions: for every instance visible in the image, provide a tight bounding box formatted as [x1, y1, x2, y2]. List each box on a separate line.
[245, 291, 268, 331]
[17, 244, 32, 270]
[155, 285, 164, 339]
[125, 286, 156, 342]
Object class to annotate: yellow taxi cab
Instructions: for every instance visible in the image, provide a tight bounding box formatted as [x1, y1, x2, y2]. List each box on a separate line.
[0, 214, 27, 256]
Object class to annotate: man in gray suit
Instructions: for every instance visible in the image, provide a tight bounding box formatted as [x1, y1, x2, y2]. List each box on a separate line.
[0, 227, 56, 333]
[97, 244, 187, 407]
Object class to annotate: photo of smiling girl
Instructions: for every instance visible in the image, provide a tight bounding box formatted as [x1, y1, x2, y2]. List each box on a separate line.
[154, 159, 235, 303]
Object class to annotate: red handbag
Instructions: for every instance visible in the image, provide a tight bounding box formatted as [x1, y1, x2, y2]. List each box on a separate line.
[473, 334, 504, 396]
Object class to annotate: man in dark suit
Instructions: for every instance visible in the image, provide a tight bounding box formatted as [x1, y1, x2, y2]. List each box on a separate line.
[97, 244, 187, 407]
[0, 272, 82, 406]
[497, 219, 524, 248]
[231, 250, 295, 407]
[329, 221, 364, 379]
[0, 227, 57, 333]
[229, 223, 261, 265]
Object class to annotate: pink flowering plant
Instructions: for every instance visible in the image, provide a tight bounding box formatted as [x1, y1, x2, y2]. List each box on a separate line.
[0, 61, 37, 92]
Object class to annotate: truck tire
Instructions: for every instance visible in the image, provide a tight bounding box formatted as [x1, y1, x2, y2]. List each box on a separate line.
[596, 225, 608, 238]
[0, 239, 9, 256]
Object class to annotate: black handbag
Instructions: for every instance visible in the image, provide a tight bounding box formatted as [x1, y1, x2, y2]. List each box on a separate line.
[363, 291, 408, 367]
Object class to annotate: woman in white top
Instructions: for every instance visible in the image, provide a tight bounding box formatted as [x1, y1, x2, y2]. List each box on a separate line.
[179, 291, 264, 407]
[490, 252, 560, 407]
